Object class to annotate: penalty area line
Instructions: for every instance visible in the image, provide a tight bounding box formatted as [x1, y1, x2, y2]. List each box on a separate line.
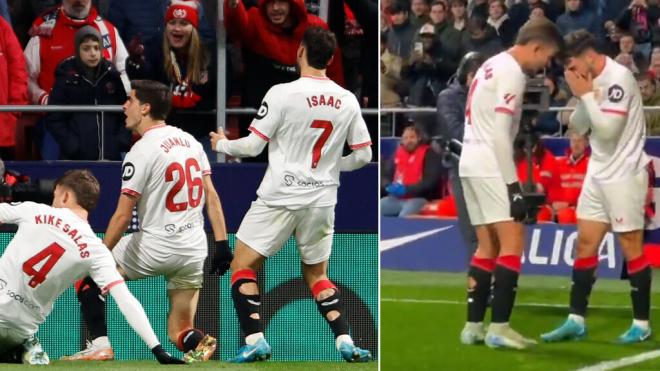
[575, 349, 660, 371]
[381, 298, 657, 310]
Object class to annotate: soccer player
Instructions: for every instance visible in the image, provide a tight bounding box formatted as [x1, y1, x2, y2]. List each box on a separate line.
[0, 170, 183, 365]
[541, 30, 652, 344]
[209, 26, 373, 363]
[457, 18, 563, 349]
[63, 80, 233, 362]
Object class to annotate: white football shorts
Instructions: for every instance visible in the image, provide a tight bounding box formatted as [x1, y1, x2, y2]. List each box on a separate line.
[461, 177, 512, 226]
[236, 199, 335, 265]
[112, 232, 207, 290]
[0, 325, 28, 348]
[576, 168, 648, 233]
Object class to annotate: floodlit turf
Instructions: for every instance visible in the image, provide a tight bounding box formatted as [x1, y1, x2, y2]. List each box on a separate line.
[0, 360, 377, 370]
[381, 269, 660, 371]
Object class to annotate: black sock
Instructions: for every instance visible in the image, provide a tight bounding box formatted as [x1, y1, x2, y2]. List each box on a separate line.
[569, 257, 598, 316]
[77, 276, 107, 339]
[491, 256, 520, 323]
[314, 285, 349, 338]
[177, 329, 204, 352]
[467, 257, 494, 323]
[628, 257, 651, 321]
[231, 276, 263, 337]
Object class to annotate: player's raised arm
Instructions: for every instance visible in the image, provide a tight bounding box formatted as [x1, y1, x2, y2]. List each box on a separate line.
[0, 201, 35, 225]
[211, 87, 282, 157]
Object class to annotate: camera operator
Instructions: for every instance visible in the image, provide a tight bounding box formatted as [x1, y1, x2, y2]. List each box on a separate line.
[435, 51, 485, 257]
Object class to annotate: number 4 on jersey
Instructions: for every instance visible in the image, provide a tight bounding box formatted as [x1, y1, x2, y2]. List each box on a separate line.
[23, 242, 65, 288]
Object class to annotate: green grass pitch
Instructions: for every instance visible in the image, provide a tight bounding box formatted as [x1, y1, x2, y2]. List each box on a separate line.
[0, 361, 378, 370]
[381, 269, 660, 371]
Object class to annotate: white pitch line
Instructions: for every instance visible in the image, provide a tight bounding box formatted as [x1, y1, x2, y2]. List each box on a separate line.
[381, 297, 657, 310]
[575, 350, 660, 371]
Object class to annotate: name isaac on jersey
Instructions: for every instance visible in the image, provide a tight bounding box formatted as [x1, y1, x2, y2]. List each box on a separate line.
[33, 213, 91, 259]
[306, 94, 342, 109]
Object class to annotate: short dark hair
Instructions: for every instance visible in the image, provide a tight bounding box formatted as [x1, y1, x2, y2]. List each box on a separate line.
[302, 27, 337, 70]
[563, 29, 599, 58]
[431, 0, 446, 10]
[55, 169, 100, 212]
[515, 18, 564, 50]
[130, 80, 172, 120]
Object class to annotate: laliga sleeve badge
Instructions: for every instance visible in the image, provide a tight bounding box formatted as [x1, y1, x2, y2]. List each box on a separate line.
[608, 84, 624, 103]
[256, 102, 269, 120]
[122, 162, 135, 181]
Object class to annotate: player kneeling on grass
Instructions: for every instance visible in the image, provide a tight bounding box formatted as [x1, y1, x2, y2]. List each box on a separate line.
[210, 27, 373, 363]
[457, 18, 564, 350]
[541, 30, 652, 344]
[0, 170, 183, 365]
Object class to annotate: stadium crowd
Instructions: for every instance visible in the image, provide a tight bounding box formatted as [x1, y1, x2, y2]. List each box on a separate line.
[0, 0, 377, 161]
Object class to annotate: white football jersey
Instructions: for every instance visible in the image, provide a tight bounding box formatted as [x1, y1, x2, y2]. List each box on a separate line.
[0, 202, 123, 336]
[585, 57, 650, 183]
[248, 75, 372, 209]
[459, 52, 527, 178]
[120, 124, 210, 254]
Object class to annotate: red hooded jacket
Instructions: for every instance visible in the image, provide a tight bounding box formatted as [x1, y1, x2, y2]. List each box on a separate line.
[0, 17, 28, 147]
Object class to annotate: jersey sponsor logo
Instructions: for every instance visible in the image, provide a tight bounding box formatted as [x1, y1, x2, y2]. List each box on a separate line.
[608, 84, 624, 103]
[122, 162, 135, 181]
[6, 289, 41, 312]
[282, 174, 328, 188]
[164, 222, 199, 235]
[256, 102, 269, 120]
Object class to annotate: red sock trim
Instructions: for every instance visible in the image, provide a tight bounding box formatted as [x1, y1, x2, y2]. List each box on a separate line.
[176, 328, 194, 351]
[312, 279, 337, 297]
[231, 269, 257, 286]
[470, 256, 496, 272]
[74, 279, 85, 293]
[496, 255, 521, 272]
[574, 256, 598, 270]
[628, 255, 650, 275]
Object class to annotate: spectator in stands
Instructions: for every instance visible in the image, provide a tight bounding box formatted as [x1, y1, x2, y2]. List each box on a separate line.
[513, 133, 558, 222]
[433, 0, 465, 82]
[46, 26, 130, 160]
[487, 0, 515, 47]
[0, 15, 28, 160]
[618, 31, 648, 70]
[508, 0, 557, 31]
[529, 3, 549, 20]
[602, 0, 632, 31]
[637, 71, 660, 135]
[385, 0, 417, 57]
[381, 32, 404, 107]
[404, 24, 446, 107]
[126, 0, 217, 143]
[410, 0, 430, 28]
[615, 50, 640, 73]
[381, 125, 443, 217]
[469, 0, 489, 18]
[547, 130, 589, 224]
[651, 52, 660, 76]
[436, 51, 484, 256]
[24, 0, 129, 106]
[616, 0, 658, 60]
[461, 13, 503, 57]
[556, 0, 598, 36]
[449, 0, 468, 31]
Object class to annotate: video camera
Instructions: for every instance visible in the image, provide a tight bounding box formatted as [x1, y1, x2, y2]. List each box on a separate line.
[519, 77, 551, 224]
[0, 159, 55, 205]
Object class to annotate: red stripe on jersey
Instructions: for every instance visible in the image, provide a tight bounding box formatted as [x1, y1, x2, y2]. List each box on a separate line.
[495, 107, 514, 115]
[121, 188, 141, 198]
[350, 141, 372, 150]
[202, 170, 211, 175]
[249, 126, 270, 142]
[601, 108, 627, 116]
[101, 279, 124, 295]
[302, 75, 330, 80]
[143, 123, 166, 134]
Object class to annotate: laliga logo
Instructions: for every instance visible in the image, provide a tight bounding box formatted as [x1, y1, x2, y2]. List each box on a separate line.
[173, 8, 187, 19]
